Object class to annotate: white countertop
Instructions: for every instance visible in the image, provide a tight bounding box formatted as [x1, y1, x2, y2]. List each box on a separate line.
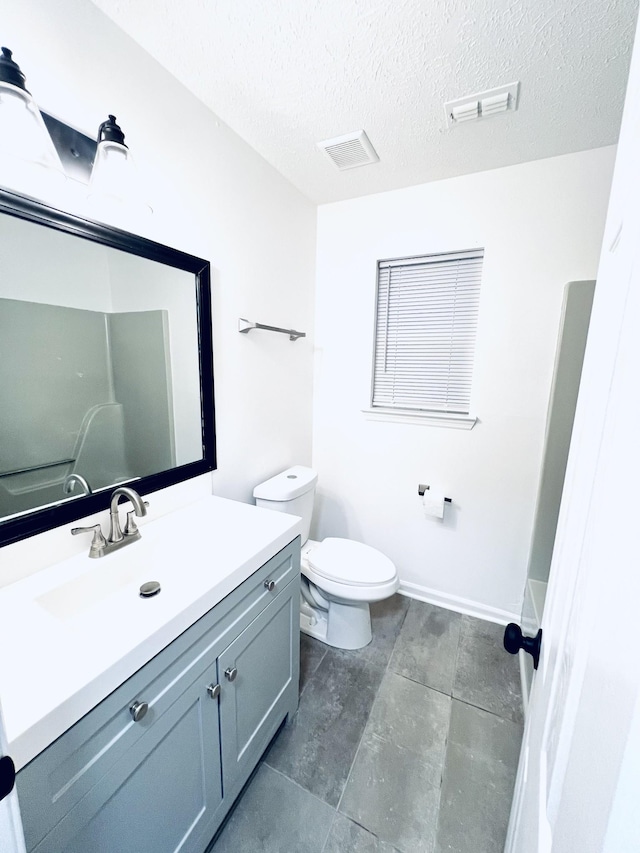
[0, 496, 301, 770]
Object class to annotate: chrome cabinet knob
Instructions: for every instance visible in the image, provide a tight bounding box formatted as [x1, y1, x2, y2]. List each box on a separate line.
[264, 579, 275, 592]
[225, 667, 238, 682]
[130, 700, 149, 722]
[207, 683, 221, 700]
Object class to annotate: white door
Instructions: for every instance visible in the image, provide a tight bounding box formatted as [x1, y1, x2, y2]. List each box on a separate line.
[0, 699, 26, 853]
[505, 14, 640, 853]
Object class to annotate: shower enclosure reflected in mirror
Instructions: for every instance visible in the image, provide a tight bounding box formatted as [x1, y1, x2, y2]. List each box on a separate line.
[0, 189, 215, 547]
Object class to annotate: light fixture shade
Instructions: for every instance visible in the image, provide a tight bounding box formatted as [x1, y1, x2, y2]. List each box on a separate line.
[87, 115, 152, 220]
[0, 48, 65, 199]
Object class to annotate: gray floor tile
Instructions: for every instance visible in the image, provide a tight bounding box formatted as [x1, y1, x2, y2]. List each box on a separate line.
[389, 601, 462, 695]
[341, 593, 410, 669]
[452, 617, 523, 723]
[322, 813, 402, 852]
[459, 615, 503, 644]
[366, 670, 450, 785]
[434, 700, 522, 853]
[300, 633, 328, 694]
[447, 695, 523, 764]
[212, 764, 335, 853]
[265, 647, 383, 806]
[340, 733, 441, 853]
[337, 671, 450, 851]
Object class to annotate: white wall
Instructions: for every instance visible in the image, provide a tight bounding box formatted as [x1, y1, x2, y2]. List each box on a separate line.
[1, 0, 316, 584]
[313, 147, 615, 622]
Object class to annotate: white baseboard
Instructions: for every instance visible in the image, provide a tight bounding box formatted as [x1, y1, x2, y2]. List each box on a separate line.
[398, 580, 520, 626]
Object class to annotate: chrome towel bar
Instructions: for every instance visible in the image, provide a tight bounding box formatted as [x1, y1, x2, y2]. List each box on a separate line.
[238, 318, 306, 342]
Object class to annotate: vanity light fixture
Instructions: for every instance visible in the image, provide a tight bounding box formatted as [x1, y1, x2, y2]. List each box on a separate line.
[0, 49, 151, 221]
[87, 114, 152, 218]
[0, 47, 65, 199]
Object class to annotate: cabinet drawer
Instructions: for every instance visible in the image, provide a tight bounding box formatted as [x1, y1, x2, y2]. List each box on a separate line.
[17, 537, 300, 852]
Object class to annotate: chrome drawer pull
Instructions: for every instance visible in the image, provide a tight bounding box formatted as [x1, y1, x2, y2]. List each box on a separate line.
[207, 683, 221, 700]
[130, 701, 149, 722]
[264, 579, 275, 592]
[225, 667, 238, 682]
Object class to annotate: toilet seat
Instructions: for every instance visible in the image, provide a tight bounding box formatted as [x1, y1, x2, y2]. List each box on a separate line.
[307, 538, 396, 585]
[302, 537, 399, 603]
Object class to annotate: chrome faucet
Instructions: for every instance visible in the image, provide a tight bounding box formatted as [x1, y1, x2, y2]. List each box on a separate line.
[63, 473, 92, 496]
[109, 486, 148, 543]
[72, 486, 148, 558]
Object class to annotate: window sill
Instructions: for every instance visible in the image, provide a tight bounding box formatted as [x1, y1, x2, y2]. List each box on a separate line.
[361, 408, 477, 429]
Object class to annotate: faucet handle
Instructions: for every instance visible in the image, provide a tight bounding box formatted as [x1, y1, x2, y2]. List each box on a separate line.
[71, 523, 107, 558]
[124, 501, 149, 536]
[124, 511, 139, 536]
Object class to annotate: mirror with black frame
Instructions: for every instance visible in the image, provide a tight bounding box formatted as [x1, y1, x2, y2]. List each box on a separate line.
[0, 189, 215, 547]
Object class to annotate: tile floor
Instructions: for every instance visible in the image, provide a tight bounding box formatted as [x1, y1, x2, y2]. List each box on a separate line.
[211, 596, 523, 853]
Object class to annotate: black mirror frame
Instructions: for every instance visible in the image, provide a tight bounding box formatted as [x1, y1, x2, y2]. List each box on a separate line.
[0, 188, 216, 548]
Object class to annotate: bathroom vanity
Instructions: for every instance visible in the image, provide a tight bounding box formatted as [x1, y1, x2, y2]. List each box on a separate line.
[0, 496, 302, 853]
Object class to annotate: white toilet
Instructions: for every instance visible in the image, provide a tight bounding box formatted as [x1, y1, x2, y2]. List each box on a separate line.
[253, 465, 399, 650]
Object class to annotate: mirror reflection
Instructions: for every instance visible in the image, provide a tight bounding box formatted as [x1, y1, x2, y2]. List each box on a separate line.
[0, 212, 204, 521]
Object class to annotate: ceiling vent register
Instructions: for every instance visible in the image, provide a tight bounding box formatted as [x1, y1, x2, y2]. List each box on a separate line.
[445, 82, 520, 127]
[318, 130, 379, 171]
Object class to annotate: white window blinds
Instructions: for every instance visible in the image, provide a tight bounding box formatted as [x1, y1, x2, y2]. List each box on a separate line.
[372, 249, 483, 415]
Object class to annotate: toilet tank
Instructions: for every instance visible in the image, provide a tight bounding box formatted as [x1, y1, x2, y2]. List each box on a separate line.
[253, 466, 318, 544]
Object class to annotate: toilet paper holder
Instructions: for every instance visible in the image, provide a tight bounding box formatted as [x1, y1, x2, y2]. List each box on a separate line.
[418, 485, 452, 503]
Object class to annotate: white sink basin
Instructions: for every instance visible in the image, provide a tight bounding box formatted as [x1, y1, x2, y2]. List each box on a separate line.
[36, 544, 160, 621]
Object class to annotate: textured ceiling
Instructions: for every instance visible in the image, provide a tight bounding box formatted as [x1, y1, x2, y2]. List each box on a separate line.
[89, 0, 638, 204]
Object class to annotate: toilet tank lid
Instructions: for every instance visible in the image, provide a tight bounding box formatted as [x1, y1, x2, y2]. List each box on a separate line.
[253, 465, 318, 501]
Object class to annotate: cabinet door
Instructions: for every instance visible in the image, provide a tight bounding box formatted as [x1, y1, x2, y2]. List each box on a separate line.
[32, 662, 223, 853]
[219, 579, 298, 792]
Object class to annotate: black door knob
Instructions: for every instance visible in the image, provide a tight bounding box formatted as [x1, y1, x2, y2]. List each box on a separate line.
[0, 755, 16, 802]
[504, 623, 543, 670]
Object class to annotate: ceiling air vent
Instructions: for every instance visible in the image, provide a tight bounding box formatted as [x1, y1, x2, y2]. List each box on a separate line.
[318, 130, 379, 171]
[445, 82, 520, 128]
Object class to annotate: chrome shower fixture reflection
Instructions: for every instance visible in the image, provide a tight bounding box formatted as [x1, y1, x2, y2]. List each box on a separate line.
[63, 474, 92, 496]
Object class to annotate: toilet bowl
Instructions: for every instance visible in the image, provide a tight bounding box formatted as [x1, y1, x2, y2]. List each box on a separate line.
[253, 466, 399, 650]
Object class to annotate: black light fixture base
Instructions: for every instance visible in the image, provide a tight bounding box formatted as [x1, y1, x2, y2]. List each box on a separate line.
[41, 113, 97, 184]
[97, 114, 127, 146]
[0, 46, 29, 91]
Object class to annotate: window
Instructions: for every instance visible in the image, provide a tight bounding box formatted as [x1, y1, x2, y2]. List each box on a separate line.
[371, 249, 483, 420]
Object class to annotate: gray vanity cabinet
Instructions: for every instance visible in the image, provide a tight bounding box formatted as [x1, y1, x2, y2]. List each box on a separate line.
[16, 538, 300, 853]
[28, 665, 224, 853]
